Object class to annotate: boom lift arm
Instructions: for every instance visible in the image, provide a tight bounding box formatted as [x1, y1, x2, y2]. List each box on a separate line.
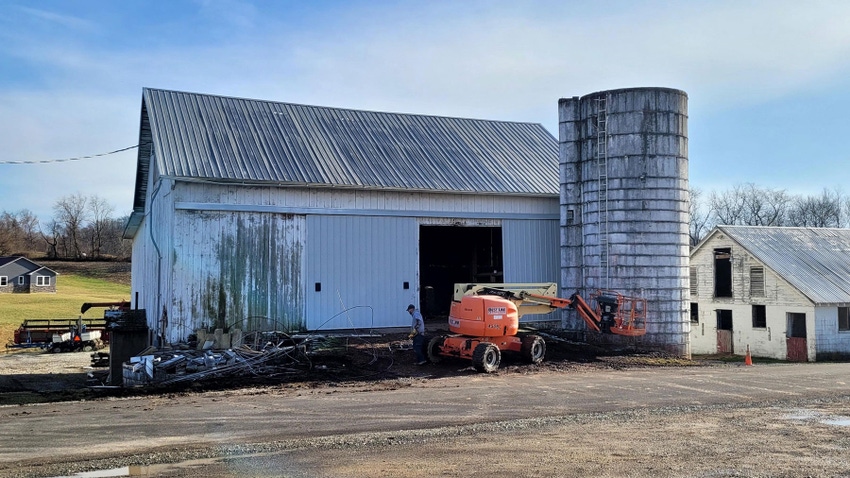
[457, 283, 647, 337]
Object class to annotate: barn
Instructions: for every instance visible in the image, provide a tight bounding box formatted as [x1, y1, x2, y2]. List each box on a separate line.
[124, 88, 561, 343]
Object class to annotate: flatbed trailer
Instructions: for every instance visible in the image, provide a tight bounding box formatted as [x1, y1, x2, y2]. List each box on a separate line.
[12, 318, 109, 347]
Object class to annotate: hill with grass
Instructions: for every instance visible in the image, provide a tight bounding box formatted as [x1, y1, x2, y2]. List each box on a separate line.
[0, 261, 131, 346]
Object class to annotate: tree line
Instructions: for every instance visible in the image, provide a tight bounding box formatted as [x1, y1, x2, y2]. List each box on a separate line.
[1, 184, 847, 259]
[0, 193, 131, 260]
[690, 183, 850, 246]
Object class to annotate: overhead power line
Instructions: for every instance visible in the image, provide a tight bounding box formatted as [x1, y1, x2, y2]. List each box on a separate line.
[0, 145, 138, 165]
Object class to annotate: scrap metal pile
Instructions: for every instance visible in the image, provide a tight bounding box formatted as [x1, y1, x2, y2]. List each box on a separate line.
[121, 331, 321, 387]
[119, 331, 397, 388]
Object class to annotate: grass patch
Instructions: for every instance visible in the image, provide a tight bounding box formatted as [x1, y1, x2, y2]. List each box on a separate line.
[0, 275, 130, 346]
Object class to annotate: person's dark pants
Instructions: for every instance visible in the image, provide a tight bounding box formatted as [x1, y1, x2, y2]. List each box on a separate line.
[412, 333, 426, 363]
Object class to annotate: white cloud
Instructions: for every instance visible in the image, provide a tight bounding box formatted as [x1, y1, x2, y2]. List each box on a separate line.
[3, 0, 850, 219]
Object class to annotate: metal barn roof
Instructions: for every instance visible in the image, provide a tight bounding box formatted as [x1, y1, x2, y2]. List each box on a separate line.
[132, 88, 559, 212]
[712, 226, 850, 305]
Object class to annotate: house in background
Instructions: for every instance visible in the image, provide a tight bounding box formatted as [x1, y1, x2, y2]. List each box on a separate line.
[0, 257, 58, 293]
[689, 226, 850, 362]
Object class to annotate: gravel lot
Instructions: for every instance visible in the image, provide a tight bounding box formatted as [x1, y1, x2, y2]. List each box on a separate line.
[3, 336, 850, 478]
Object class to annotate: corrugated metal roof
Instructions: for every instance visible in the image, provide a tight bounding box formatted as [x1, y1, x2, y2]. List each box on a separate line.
[139, 88, 559, 198]
[717, 225, 850, 305]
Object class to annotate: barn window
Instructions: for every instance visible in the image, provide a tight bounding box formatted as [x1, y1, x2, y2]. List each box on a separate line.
[690, 303, 699, 323]
[839, 307, 850, 331]
[713, 248, 732, 298]
[689, 267, 698, 296]
[0, 276, 6, 286]
[752, 305, 766, 328]
[750, 267, 765, 297]
[36, 276, 50, 286]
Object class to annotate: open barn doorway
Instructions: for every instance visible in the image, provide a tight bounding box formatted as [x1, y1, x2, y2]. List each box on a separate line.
[419, 225, 503, 319]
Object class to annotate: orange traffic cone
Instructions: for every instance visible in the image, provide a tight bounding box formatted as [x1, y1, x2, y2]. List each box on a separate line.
[744, 345, 753, 366]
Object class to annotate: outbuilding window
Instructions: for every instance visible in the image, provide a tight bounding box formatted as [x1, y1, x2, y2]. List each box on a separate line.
[689, 267, 698, 296]
[36, 276, 50, 286]
[0, 276, 6, 286]
[839, 307, 850, 332]
[750, 267, 765, 297]
[18, 276, 24, 285]
[714, 248, 732, 298]
[752, 305, 766, 328]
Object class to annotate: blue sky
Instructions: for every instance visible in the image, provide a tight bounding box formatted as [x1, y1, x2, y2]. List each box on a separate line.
[1, 0, 849, 222]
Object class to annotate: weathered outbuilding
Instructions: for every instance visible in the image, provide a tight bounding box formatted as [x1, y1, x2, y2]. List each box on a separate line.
[125, 89, 561, 343]
[0, 256, 57, 293]
[689, 225, 850, 361]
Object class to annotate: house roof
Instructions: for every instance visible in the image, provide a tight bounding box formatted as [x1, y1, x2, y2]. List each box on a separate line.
[0, 256, 57, 275]
[695, 226, 850, 305]
[131, 88, 560, 215]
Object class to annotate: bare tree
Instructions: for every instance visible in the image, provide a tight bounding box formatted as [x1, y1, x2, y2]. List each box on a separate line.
[787, 188, 842, 227]
[87, 195, 114, 259]
[710, 183, 791, 227]
[0, 212, 19, 255]
[709, 184, 747, 226]
[53, 193, 89, 259]
[16, 210, 40, 252]
[40, 219, 61, 259]
[0, 210, 41, 256]
[689, 187, 713, 246]
[100, 216, 132, 259]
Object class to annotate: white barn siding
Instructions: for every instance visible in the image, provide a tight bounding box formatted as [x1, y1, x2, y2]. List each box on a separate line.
[170, 209, 305, 339]
[503, 219, 561, 322]
[306, 215, 416, 330]
[132, 180, 559, 336]
[130, 171, 177, 337]
[173, 182, 558, 219]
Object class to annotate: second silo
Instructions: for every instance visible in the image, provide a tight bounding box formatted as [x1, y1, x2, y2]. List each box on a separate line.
[559, 87, 690, 357]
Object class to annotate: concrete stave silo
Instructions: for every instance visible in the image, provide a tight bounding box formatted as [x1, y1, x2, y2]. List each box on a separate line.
[559, 87, 690, 357]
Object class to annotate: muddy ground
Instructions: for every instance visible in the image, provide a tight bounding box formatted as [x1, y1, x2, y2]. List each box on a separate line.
[0, 328, 692, 405]
[4, 332, 850, 478]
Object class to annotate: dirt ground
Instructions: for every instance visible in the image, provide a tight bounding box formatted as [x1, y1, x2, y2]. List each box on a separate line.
[3, 332, 850, 478]
[0, 328, 691, 404]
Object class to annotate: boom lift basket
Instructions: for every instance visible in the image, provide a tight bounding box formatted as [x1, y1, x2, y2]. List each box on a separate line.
[591, 290, 647, 337]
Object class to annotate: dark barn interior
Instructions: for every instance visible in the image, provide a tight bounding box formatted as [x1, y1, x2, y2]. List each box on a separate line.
[418, 225, 503, 318]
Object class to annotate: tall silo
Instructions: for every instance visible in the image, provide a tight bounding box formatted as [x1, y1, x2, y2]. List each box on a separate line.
[559, 87, 690, 357]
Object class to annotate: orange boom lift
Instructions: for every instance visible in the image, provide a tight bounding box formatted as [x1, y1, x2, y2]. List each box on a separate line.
[426, 283, 647, 373]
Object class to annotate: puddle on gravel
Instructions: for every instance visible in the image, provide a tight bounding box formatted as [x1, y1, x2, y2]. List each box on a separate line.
[784, 409, 850, 427]
[51, 457, 219, 477]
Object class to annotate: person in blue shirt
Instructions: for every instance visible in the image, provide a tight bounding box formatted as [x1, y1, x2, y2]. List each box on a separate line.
[407, 304, 427, 365]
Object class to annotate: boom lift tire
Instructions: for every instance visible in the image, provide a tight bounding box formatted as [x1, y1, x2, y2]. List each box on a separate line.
[426, 335, 445, 364]
[472, 342, 501, 373]
[520, 334, 546, 364]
